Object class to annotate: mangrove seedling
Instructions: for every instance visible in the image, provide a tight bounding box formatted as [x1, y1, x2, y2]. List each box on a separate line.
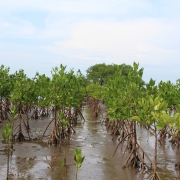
[60, 161, 64, 168]
[74, 149, 85, 180]
[2, 122, 13, 180]
[59, 161, 64, 176]
[9, 106, 18, 149]
[2, 106, 18, 180]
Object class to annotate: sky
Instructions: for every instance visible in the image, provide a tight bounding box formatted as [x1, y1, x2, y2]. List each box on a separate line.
[0, 0, 180, 84]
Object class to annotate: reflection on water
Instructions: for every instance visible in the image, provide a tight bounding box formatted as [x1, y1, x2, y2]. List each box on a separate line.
[0, 104, 180, 179]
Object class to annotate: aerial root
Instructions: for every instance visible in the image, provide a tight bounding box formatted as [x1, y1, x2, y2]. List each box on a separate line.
[16, 132, 25, 141]
[175, 162, 180, 169]
[148, 172, 161, 180]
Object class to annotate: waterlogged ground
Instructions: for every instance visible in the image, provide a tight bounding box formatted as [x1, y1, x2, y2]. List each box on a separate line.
[0, 104, 180, 180]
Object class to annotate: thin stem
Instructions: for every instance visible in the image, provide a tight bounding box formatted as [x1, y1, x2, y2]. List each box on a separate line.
[154, 123, 157, 175]
[64, 139, 66, 167]
[7, 139, 10, 180]
[76, 166, 78, 180]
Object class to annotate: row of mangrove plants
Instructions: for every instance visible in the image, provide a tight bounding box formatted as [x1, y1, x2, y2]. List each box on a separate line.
[0, 64, 86, 142]
[0, 64, 87, 179]
[86, 62, 180, 180]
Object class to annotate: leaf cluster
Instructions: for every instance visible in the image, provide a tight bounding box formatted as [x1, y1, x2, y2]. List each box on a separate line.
[104, 62, 144, 121]
[2, 123, 12, 141]
[74, 149, 85, 168]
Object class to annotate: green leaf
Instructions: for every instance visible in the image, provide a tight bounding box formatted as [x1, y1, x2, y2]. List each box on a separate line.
[130, 116, 141, 122]
[61, 119, 68, 127]
[172, 113, 180, 121]
[59, 162, 64, 167]
[76, 154, 82, 163]
[156, 122, 164, 130]
[74, 149, 85, 169]
[7, 129, 12, 136]
[81, 156, 85, 164]
[149, 98, 154, 106]
[2, 131, 7, 140]
[160, 112, 170, 124]
[154, 104, 160, 111]
[133, 62, 138, 71]
[151, 111, 156, 117]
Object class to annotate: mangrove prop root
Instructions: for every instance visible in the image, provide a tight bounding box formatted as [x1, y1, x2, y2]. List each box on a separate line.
[137, 142, 155, 168]
[175, 162, 180, 169]
[122, 148, 150, 170]
[112, 123, 120, 139]
[120, 140, 152, 169]
[41, 118, 55, 140]
[48, 126, 61, 145]
[76, 109, 85, 122]
[69, 125, 76, 133]
[148, 172, 161, 180]
[122, 148, 134, 169]
[16, 132, 25, 141]
[136, 150, 149, 170]
[113, 133, 133, 157]
[122, 137, 133, 158]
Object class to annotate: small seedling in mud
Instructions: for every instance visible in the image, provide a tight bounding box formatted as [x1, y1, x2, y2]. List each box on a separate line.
[2, 123, 13, 142]
[59, 161, 68, 178]
[9, 106, 18, 148]
[60, 162, 64, 168]
[2, 122, 13, 180]
[2, 106, 18, 180]
[59, 161, 64, 176]
[74, 149, 85, 180]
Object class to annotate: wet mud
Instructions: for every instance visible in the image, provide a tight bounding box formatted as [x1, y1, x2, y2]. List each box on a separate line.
[0, 104, 180, 180]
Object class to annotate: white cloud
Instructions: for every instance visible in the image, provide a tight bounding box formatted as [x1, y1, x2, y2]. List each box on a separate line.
[0, 0, 131, 14]
[41, 18, 180, 67]
[0, 18, 36, 37]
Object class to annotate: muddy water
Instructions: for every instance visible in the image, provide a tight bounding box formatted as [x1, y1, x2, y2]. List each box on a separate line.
[0, 104, 180, 180]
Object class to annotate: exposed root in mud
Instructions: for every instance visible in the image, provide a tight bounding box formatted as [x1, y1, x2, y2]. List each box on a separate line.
[107, 118, 163, 179]
[41, 117, 55, 140]
[41, 106, 86, 144]
[169, 136, 180, 146]
[13, 116, 28, 142]
[113, 121, 153, 171]
[47, 122, 71, 146]
[122, 149, 141, 169]
[87, 96, 101, 119]
[148, 172, 161, 180]
[16, 132, 25, 141]
[72, 108, 85, 124]
[113, 132, 152, 171]
[48, 124, 61, 146]
[121, 143, 152, 170]
[175, 162, 180, 169]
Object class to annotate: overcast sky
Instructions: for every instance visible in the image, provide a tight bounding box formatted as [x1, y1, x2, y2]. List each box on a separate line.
[0, 0, 180, 83]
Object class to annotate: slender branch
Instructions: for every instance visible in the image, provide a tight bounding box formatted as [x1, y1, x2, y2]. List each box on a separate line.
[41, 117, 55, 140]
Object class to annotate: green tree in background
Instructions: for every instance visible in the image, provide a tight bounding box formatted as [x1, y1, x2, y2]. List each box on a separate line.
[86, 63, 133, 85]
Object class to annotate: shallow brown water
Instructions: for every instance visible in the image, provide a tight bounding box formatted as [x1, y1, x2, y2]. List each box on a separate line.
[0, 104, 180, 180]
